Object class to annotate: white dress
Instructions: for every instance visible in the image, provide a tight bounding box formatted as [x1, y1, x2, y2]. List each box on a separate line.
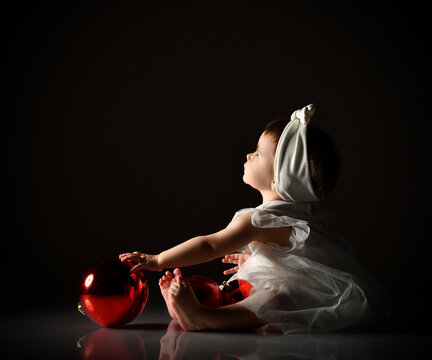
[227, 200, 386, 334]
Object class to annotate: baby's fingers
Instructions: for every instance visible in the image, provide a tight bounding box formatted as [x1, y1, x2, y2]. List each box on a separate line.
[222, 258, 237, 265]
[222, 254, 239, 262]
[223, 266, 238, 275]
[130, 263, 146, 273]
[119, 253, 142, 263]
[119, 252, 135, 259]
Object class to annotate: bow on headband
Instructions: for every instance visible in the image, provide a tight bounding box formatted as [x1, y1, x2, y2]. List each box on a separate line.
[274, 104, 319, 202]
[291, 103, 315, 125]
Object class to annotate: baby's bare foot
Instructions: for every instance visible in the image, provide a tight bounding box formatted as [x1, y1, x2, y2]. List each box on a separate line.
[168, 268, 207, 331]
[159, 270, 179, 320]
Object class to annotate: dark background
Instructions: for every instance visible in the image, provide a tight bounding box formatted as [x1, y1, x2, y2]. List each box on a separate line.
[2, 0, 430, 332]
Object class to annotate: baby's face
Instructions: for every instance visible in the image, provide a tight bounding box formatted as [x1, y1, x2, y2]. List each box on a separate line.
[243, 132, 277, 191]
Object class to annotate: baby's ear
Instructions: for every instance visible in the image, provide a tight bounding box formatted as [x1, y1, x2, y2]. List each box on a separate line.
[271, 180, 277, 192]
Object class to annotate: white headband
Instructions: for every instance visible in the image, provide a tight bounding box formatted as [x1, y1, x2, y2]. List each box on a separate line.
[274, 104, 319, 202]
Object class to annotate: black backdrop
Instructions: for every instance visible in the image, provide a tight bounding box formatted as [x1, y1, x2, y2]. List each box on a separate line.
[2, 1, 431, 332]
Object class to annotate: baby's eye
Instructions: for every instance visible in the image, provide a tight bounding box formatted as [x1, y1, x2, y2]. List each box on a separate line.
[255, 151, 259, 156]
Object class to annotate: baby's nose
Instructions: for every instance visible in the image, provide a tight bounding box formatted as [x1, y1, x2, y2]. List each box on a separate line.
[246, 153, 252, 161]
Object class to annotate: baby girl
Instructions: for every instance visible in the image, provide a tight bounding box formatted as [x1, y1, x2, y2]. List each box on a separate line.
[119, 104, 385, 333]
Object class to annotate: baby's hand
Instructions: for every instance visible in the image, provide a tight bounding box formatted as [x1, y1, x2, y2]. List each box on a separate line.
[119, 251, 162, 272]
[222, 249, 251, 275]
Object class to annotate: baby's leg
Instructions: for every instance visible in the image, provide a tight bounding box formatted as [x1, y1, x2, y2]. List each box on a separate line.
[168, 268, 264, 331]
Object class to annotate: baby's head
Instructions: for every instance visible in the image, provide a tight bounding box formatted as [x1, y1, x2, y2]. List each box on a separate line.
[264, 119, 340, 200]
[243, 117, 341, 202]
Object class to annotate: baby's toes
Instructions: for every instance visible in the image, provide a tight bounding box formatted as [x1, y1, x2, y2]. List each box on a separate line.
[173, 268, 181, 277]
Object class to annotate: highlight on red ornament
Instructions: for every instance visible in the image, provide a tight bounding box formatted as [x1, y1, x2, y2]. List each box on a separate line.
[78, 257, 149, 327]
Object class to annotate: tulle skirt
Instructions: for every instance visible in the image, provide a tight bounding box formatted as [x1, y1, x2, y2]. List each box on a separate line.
[227, 202, 385, 333]
[231, 241, 377, 334]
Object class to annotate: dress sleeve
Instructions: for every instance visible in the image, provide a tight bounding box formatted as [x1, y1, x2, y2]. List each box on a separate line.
[250, 209, 311, 248]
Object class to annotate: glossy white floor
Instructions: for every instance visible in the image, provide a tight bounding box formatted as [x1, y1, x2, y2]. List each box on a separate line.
[2, 304, 429, 360]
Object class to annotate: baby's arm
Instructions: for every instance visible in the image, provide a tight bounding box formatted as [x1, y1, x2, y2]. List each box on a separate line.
[159, 213, 259, 267]
[120, 213, 262, 272]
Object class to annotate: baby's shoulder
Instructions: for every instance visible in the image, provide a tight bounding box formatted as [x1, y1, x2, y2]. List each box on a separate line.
[227, 212, 253, 231]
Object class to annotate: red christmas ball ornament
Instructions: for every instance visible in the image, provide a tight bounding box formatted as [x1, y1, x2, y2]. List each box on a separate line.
[186, 275, 224, 308]
[78, 257, 149, 327]
[221, 279, 253, 305]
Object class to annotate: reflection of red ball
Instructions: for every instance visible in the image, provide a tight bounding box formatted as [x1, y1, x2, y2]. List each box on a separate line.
[78, 328, 147, 360]
[186, 275, 224, 308]
[78, 257, 149, 327]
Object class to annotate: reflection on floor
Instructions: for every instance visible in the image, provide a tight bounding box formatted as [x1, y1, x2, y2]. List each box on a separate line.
[1, 305, 429, 359]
